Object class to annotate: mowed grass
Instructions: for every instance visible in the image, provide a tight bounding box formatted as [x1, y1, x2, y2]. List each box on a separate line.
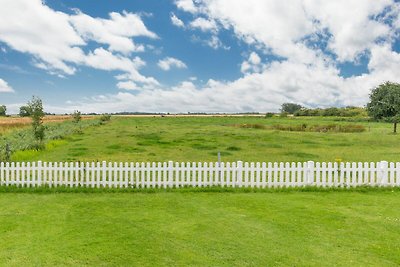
[10, 115, 400, 162]
[0, 191, 399, 266]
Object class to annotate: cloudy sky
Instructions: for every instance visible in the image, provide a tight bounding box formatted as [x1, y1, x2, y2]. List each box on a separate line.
[0, 0, 400, 114]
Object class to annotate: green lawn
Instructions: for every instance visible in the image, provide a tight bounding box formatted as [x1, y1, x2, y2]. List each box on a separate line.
[10, 116, 400, 163]
[0, 190, 399, 266]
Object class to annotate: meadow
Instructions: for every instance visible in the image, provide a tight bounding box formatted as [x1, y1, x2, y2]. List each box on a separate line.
[1, 115, 400, 266]
[0, 190, 399, 266]
[7, 115, 400, 163]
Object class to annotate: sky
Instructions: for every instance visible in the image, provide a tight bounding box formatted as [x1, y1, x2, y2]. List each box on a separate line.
[0, 0, 400, 114]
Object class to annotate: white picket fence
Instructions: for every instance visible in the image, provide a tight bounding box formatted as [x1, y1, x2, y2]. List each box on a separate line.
[0, 161, 399, 188]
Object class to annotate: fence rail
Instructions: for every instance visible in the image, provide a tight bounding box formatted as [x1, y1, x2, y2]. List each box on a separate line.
[0, 161, 399, 188]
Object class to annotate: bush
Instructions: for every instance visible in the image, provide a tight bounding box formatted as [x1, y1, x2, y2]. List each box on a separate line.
[100, 114, 111, 122]
[72, 110, 82, 123]
[265, 112, 275, 118]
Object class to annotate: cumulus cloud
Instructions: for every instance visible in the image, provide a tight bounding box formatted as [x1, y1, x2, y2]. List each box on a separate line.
[189, 17, 218, 33]
[70, 11, 157, 54]
[0, 0, 158, 87]
[175, 0, 198, 13]
[157, 57, 187, 71]
[171, 13, 185, 28]
[180, 0, 394, 64]
[116, 81, 139, 90]
[0, 78, 14, 93]
[241, 52, 264, 74]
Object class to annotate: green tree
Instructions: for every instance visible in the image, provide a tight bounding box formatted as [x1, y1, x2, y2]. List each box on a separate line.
[0, 105, 6, 116]
[27, 96, 45, 147]
[19, 105, 31, 117]
[281, 103, 302, 114]
[367, 82, 400, 133]
[72, 110, 81, 123]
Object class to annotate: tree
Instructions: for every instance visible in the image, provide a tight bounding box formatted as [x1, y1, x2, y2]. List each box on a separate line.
[281, 103, 302, 114]
[0, 105, 6, 116]
[72, 110, 81, 123]
[19, 105, 31, 117]
[367, 82, 400, 133]
[27, 96, 45, 147]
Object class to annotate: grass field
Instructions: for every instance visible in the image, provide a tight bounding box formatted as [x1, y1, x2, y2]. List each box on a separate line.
[8, 115, 400, 163]
[0, 190, 399, 266]
[1, 116, 400, 266]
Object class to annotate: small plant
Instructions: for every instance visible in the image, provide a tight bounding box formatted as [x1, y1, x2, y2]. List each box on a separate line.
[72, 110, 82, 123]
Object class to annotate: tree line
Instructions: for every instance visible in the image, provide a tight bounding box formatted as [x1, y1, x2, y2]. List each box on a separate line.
[279, 81, 400, 133]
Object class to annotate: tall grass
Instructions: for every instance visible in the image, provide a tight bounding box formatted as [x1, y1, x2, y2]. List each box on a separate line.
[0, 119, 103, 161]
[272, 123, 366, 133]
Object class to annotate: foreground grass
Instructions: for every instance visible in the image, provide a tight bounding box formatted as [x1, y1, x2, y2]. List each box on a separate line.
[11, 116, 400, 162]
[0, 191, 399, 266]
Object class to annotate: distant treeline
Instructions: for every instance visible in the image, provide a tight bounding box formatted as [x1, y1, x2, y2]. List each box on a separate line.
[279, 103, 367, 117]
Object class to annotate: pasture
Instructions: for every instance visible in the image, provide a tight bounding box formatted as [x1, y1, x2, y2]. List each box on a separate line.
[7, 115, 400, 163]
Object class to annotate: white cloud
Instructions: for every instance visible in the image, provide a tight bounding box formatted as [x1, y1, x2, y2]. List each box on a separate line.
[181, 0, 394, 64]
[0, 78, 14, 93]
[175, 0, 198, 13]
[189, 17, 218, 33]
[171, 13, 185, 28]
[0, 0, 159, 87]
[116, 81, 139, 90]
[157, 57, 187, 71]
[241, 52, 264, 74]
[303, 0, 392, 62]
[70, 11, 157, 54]
[56, 54, 400, 114]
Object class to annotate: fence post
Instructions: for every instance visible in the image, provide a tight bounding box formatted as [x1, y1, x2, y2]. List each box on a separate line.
[168, 161, 174, 188]
[237, 161, 243, 187]
[307, 161, 314, 186]
[380, 161, 388, 187]
[37, 161, 42, 186]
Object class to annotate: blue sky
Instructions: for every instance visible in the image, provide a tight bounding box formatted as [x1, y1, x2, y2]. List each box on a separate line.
[0, 0, 400, 113]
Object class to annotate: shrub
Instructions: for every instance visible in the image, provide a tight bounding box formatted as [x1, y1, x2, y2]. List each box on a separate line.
[100, 114, 111, 122]
[265, 112, 275, 118]
[72, 110, 82, 123]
